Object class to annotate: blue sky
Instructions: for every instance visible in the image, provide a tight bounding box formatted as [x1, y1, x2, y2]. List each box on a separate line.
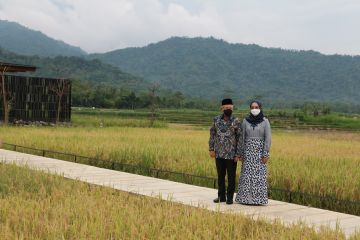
[0, 0, 359, 55]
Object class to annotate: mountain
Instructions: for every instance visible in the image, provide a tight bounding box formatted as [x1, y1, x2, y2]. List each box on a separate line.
[0, 47, 146, 91]
[90, 37, 360, 106]
[0, 20, 86, 57]
[2, 19, 359, 107]
[0, 48, 211, 109]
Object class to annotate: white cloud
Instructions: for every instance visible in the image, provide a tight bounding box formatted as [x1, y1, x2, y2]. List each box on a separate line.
[0, 0, 359, 55]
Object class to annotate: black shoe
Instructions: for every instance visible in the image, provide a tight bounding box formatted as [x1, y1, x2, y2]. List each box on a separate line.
[226, 199, 233, 205]
[213, 197, 226, 203]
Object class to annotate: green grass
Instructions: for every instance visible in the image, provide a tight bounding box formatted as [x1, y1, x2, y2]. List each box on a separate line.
[73, 107, 360, 130]
[0, 163, 350, 239]
[302, 114, 360, 129]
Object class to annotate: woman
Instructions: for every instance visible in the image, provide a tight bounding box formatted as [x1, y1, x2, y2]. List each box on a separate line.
[235, 101, 271, 205]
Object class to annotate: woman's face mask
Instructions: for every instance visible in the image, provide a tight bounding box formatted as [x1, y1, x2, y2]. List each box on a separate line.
[250, 109, 261, 116]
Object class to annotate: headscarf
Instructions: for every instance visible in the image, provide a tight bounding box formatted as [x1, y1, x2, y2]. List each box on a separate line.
[246, 100, 264, 128]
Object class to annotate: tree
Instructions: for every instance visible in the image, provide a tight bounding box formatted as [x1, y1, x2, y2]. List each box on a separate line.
[300, 102, 331, 117]
[116, 92, 140, 109]
[148, 83, 160, 127]
[49, 78, 71, 124]
[0, 67, 15, 125]
[173, 91, 185, 108]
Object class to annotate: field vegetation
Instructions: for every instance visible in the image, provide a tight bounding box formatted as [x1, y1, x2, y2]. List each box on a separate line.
[1, 113, 359, 204]
[0, 163, 349, 239]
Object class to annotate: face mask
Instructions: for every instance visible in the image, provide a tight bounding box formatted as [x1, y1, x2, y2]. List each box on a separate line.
[223, 109, 233, 117]
[250, 109, 261, 116]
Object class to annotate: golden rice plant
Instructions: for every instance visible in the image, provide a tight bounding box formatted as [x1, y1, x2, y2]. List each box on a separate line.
[0, 163, 348, 240]
[0, 120, 359, 202]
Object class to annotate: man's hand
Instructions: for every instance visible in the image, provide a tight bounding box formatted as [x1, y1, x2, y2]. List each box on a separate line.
[234, 156, 243, 162]
[209, 150, 216, 158]
[261, 157, 269, 164]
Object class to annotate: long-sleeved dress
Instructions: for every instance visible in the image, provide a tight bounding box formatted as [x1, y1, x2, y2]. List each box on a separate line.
[235, 117, 271, 205]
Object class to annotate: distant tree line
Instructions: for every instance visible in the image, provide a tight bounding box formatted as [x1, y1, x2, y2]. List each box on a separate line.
[72, 80, 360, 114]
[71, 80, 217, 110]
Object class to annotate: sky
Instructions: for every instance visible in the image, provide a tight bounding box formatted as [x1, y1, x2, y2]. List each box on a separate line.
[0, 0, 359, 55]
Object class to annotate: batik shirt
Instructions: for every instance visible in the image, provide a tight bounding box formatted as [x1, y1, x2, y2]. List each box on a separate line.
[209, 114, 242, 160]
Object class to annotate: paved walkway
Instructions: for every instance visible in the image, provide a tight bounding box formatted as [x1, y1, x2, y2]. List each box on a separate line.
[1, 149, 359, 238]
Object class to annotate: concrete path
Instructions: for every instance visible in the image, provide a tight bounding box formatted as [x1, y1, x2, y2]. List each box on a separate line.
[1, 149, 359, 238]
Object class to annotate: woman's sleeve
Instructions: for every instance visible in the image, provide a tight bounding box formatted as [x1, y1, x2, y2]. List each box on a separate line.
[262, 119, 272, 158]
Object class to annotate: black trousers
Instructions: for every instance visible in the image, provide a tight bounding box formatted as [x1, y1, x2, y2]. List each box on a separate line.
[215, 158, 237, 200]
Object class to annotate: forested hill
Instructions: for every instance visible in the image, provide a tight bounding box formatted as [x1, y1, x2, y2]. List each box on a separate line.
[0, 48, 212, 109]
[0, 20, 86, 57]
[2, 18, 360, 107]
[0, 47, 146, 91]
[90, 37, 360, 106]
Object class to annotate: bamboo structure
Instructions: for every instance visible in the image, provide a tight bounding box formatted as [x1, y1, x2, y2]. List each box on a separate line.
[0, 62, 71, 124]
[0, 75, 71, 123]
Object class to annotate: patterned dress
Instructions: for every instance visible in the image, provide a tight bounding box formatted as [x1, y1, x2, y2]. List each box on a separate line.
[235, 118, 271, 205]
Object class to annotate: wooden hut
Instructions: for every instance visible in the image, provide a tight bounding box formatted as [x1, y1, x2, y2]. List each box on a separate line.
[0, 62, 71, 124]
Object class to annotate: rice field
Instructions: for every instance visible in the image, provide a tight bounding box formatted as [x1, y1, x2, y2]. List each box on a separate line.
[71, 113, 168, 128]
[0, 119, 359, 204]
[0, 163, 349, 239]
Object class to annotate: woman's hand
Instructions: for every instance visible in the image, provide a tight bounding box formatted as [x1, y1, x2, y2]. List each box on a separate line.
[234, 156, 243, 162]
[209, 150, 216, 158]
[261, 157, 269, 164]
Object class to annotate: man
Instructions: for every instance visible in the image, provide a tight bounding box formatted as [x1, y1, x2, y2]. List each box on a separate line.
[209, 98, 242, 205]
